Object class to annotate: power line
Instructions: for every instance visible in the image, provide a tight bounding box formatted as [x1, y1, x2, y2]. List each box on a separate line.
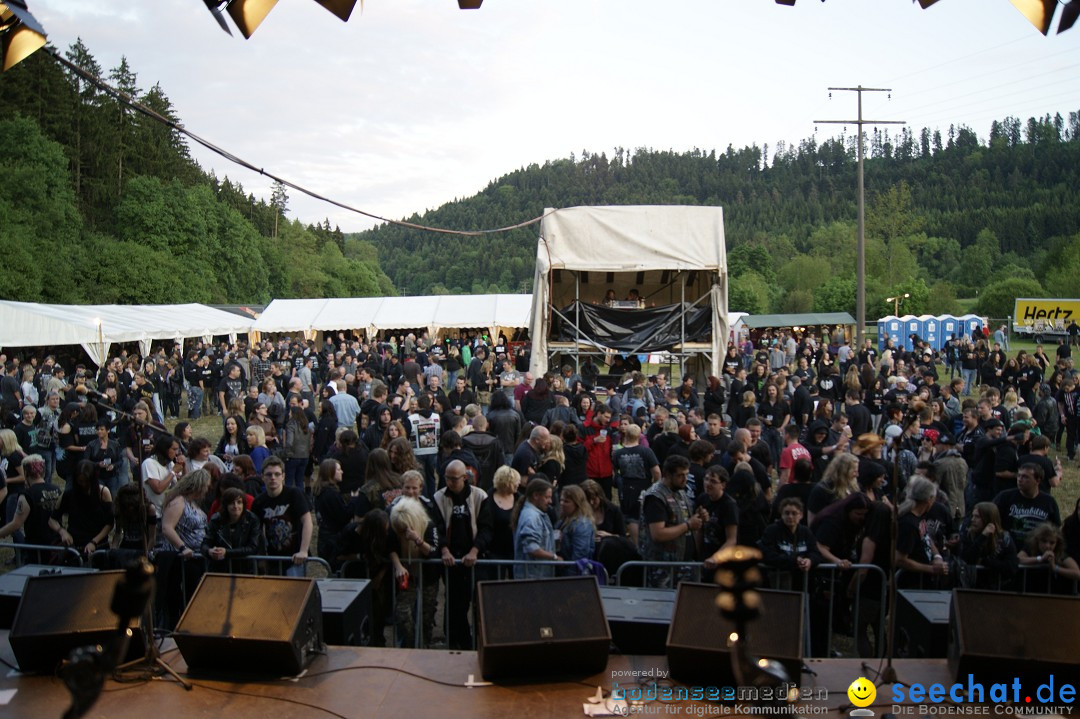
[45, 47, 548, 238]
[815, 86, 905, 349]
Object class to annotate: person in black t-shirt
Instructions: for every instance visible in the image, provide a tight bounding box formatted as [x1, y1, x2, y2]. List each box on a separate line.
[0, 455, 62, 551]
[252, 456, 313, 576]
[612, 424, 659, 546]
[694, 465, 738, 568]
[994, 463, 1061, 549]
[760, 497, 821, 583]
[896, 476, 948, 588]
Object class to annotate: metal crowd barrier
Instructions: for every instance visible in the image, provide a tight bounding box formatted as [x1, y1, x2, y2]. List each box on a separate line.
[895, 564, 1079, 595]
[0, 541, 84, 567]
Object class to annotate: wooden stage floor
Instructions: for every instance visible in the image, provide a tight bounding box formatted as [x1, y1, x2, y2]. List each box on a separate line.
[0, 635, 1068, 719]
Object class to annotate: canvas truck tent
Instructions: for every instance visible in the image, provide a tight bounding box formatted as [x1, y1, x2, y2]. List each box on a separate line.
[528, 205, 728, 379]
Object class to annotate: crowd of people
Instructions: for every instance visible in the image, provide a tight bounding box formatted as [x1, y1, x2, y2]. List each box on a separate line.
[0, 324, 1077, 652]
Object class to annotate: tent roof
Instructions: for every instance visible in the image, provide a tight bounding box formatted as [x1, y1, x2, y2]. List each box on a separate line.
[253, 294, 533, 335]
[251, 299, 331, 334]
[538, 205, 726, 273]
[0, 301, 252, 347]
[741, 312, 856, 329]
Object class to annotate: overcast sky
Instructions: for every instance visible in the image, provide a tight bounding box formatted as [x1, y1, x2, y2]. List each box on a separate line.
[32, 0, 1080, 233]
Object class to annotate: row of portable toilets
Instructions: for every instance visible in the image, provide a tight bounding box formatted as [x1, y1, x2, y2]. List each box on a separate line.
[877, 314, 986, 352]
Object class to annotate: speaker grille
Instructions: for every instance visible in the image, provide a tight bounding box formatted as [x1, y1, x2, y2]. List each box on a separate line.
[176, 574, 315, 640]
[668, 583, 803, 658]
[480, 577, 607, 645]
[13, 571, 121, 634]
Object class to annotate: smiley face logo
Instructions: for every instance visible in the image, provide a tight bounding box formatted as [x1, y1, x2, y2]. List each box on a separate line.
[847, 677, 876, 708]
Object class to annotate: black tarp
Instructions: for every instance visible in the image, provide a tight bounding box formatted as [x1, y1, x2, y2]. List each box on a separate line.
[553, 301, 713, 352]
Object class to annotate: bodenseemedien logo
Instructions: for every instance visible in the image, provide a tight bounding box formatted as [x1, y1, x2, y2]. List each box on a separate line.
[890, 675, 1076, 715]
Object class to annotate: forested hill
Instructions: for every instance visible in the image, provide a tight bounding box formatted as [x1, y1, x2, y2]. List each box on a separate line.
[0, 41, 395, 304]
[360, 115, 1080, 319]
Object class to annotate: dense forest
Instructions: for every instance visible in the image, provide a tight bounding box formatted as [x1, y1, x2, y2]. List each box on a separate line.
[360, 117, 1080, 320]
[2, 39, 1077, 319]
[0, 40, 395, 304]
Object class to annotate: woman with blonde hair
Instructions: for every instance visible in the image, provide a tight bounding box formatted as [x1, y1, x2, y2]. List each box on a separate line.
[806, 453, 859, 524]
[157, 469, 211, 628]
[539, 434, 565, 486]
[557, 484, 595, 567]
[389, 496, 440, 647]
[481, 466, 520, 572]
[244, 424, 270, 475]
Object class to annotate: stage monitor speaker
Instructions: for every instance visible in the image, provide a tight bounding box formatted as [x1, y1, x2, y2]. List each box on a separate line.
[0, 564, 98, 629]
[317, 578, 372, 646]
[476, 576, 610, 681]
[600, 585, 674, 655]
[949, 590, 1080, 686]
[9, 570, 143, 674]
[666, 583, 803, 687]
[174, 574, 323, 676]
[896, 589, 951, 658]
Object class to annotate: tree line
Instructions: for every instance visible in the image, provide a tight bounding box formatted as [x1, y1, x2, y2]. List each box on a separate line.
[0, 40, 394, 304]
[358, 117, 1080, 320]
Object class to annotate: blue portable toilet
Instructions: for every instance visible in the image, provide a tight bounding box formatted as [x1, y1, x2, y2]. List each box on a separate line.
[939, 315, 960, 344]
[920, 315, 941, 350]
[958, 314, 984, 340]
[903, 315, 921, 350]
[878, 316, 903, 351]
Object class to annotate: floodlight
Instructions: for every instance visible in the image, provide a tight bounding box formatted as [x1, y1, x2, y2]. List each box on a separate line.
[458, 0, 483, 8]
[1008, 0, 1057, 34]
[0, 0, 46, 72]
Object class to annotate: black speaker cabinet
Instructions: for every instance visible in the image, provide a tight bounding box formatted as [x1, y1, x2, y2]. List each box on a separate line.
[476, 576, 610, 681]
[600, 585, 674, 655]
[9, 570, 144, 674]
[174, 574, 323, 676]
[949, 590, 1080, 686]
[317, 578, 372, 646]
[666, 583, 804, 687]
[896, 589, 951, 658]
[0, 564, 98, 629]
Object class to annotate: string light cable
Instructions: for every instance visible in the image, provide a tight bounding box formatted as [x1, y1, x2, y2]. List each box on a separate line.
[45, 46, 550, 238]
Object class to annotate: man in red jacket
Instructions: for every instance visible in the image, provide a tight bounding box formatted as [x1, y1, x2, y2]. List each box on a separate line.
[584, 404, 617, 501]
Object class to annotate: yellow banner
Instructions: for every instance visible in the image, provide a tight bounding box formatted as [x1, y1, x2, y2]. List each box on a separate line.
[1013, 298, 1080, 327]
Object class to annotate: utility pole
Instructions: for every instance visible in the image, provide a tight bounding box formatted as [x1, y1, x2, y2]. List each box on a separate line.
[815, 86, 904, 350]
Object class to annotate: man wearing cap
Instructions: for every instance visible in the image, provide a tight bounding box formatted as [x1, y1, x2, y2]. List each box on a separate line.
[994, 463, 1060, 549]
[968, 418, 1005, 507]
[932, 433, 968, 521]
[884, 375, 911, 407]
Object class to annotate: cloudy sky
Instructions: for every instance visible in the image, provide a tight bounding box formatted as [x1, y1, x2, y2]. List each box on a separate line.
[32, 0, 1080, 232]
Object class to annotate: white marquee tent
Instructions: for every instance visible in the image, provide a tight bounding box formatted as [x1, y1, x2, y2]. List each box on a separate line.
[252, 294, 533, 340]
[528, 205, 728, 378]
[0, 301, 254, 367]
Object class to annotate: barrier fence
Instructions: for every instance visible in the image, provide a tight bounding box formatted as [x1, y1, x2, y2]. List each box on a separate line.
[3, 543, 1074, 657]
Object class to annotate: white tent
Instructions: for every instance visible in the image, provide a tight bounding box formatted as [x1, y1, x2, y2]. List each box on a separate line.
[250, 299, 332, 338]
[0, 301, 254, 367]
[528, 205, 728, 377]
[252, 294, 533, 340]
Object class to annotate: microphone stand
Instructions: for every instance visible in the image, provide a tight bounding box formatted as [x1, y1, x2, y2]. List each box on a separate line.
[85, 392, 191, 690]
